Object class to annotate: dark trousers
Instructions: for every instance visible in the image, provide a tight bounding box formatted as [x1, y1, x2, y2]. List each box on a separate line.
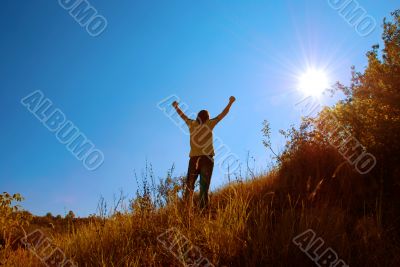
[184, 155, 214, 209]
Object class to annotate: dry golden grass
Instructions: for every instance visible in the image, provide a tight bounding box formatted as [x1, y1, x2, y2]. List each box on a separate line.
[3, 168, 398, 267]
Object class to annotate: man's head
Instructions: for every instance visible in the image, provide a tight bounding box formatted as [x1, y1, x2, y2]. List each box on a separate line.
[196, 110, 210, 124]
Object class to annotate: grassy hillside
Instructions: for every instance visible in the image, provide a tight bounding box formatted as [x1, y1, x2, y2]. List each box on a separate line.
[2, 170, 399, 266]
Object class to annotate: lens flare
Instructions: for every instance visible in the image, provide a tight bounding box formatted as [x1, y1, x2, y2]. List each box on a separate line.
[298, 69, 329, 97]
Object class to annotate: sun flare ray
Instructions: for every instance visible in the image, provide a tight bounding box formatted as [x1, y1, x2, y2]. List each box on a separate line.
[297, 68, 330, 97]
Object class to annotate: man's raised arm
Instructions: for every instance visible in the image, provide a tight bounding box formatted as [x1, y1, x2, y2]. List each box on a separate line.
[215, 96, 236, 122]
[172, 101, 190, 123]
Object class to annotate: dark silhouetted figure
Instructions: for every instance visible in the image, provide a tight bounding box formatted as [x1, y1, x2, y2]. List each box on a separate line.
[172, 96, 236, 211]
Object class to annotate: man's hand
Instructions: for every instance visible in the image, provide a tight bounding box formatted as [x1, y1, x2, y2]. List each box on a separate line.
[172, 101, 190, 123]
[215, 96, 236, 122]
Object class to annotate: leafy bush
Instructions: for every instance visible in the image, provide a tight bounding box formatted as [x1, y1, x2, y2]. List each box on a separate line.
[0, 192, 31, 250]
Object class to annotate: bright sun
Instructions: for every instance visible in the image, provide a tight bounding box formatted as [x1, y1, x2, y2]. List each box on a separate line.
[298, 69, 329, 97]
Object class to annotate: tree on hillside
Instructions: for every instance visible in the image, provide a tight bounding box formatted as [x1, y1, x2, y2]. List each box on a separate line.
[268, 10, 400, 228]
[310, 10, 400, 225]
[320, 11, 399, 186]
[66, 210, 75, 220]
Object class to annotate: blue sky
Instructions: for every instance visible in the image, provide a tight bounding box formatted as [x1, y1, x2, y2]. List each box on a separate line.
[1, 0, 397, 216]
